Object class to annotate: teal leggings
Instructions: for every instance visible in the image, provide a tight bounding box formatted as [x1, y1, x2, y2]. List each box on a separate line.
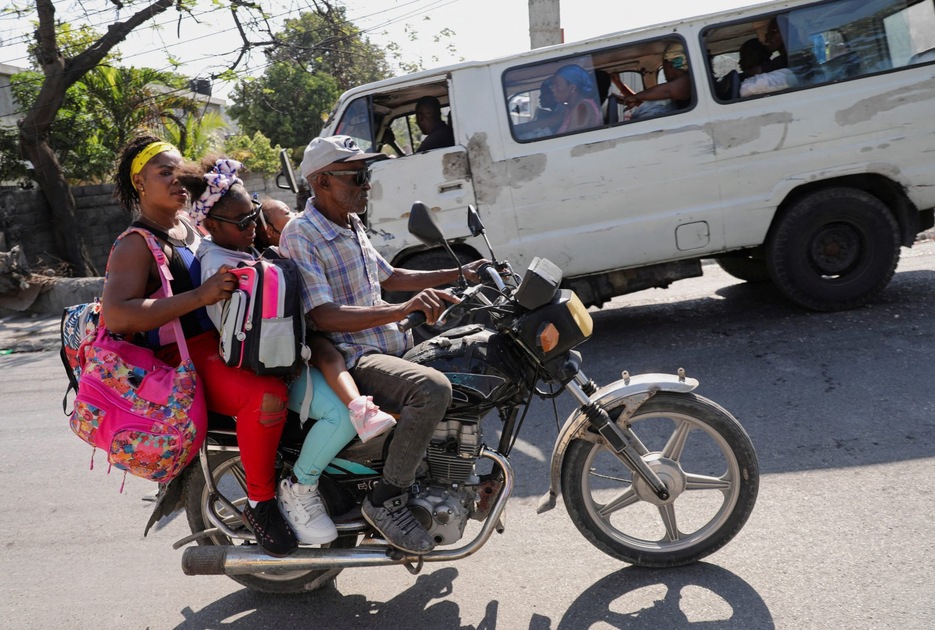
[287, 366, 357, 486]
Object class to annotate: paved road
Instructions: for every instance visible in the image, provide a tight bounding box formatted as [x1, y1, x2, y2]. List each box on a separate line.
[2, 243, 934, 629]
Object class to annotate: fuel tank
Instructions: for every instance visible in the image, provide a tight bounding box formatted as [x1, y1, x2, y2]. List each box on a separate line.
[403, 325, 528, 418]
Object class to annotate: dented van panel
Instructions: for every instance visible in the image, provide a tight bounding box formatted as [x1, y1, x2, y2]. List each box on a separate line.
[320, 0, 935, 310]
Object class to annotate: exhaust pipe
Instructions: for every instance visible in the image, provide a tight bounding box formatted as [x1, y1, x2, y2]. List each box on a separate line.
[182, 448, 513, 576]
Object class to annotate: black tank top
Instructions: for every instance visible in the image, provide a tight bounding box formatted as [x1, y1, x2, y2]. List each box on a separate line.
[130, 220, 212, 346]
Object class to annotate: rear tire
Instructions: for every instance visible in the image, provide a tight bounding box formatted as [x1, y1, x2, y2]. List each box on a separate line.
[765, 188, 900, 311]
[561, 393, 758, 568]
[183, 451, 356, 593]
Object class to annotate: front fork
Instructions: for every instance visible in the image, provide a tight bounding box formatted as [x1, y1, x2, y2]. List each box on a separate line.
[565, 373, 670, 501]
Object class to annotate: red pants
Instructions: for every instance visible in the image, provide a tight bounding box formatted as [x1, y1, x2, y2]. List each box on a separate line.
[158, 331, 288, 501]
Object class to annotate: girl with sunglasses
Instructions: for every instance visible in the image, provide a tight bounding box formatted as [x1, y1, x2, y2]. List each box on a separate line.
[104, 139, 296, 558]
[187, 157, 395, 546]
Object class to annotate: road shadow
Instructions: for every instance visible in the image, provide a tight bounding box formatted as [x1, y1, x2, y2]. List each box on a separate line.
[555, 562, 773, 629]
[439, 268, 935, 498]
[174, 567, 498, 629]
[579, 268, 935, 477]
[172, 561, 770, 629]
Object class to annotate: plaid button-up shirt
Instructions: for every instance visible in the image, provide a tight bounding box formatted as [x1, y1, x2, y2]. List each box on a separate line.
[279, 203, 411, 369]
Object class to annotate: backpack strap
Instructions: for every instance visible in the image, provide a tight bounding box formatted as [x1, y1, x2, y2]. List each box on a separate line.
[114, 227, 193, 363]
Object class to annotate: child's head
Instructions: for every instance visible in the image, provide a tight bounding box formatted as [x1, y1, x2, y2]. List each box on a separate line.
[255, 198, 296, 249]
[179, 157, 258, 252]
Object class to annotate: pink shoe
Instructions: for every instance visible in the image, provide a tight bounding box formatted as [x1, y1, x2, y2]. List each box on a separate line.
[348, 396, 397, 443]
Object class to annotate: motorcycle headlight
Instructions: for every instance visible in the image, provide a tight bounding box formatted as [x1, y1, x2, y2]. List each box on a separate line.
[513, 290, 593, 361]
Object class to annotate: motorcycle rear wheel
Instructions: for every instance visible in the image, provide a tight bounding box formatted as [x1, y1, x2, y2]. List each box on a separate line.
[561, 392, 758, 568]
[184, 451, 356, 593]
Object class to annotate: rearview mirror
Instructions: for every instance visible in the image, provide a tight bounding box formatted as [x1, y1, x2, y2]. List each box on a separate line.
[276, 149, 298, 193]
[467, 205, 485, 237]
[408, 202, 446, 247]
[408, 202, 466, 287]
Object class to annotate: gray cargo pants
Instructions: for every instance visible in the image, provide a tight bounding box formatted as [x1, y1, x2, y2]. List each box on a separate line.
[350, 353, 452, 488]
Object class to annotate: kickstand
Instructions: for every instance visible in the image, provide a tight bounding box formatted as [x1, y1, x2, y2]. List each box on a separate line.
[402, 556, 424, 575]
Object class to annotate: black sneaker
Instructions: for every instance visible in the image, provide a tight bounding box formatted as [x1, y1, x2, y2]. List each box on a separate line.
[242, 499, 298, 557]
[362, 494, 435, 555]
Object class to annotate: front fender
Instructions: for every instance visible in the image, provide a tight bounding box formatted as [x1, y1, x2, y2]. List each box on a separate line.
[536, 372, 698, 514]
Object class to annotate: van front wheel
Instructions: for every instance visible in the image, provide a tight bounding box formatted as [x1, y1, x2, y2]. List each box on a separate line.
[765, 188, 900, 311]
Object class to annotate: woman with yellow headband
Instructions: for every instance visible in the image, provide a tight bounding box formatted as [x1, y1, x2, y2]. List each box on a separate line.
[102, 136, 298, 558]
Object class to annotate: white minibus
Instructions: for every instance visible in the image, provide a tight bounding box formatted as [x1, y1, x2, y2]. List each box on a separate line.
[315, 0, 935, 311]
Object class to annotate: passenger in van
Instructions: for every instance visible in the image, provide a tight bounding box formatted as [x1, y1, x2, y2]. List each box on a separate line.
[414, 96, 454, 152]
[761, 17, 789, 72]
[551, 64, 603, 133]
[619, 43, 692, 120]
[738, 38, 797, 97]
[513, 78, 566, 140]
[535, 78, 564, 123]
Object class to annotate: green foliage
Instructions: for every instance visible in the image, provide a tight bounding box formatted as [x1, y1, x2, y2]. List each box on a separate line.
[223, 131, 283, 176]
[0, 126, 31, 187]
[268, 7, 392, 91]
[26, 22, 122, 69]
[10, 71, 113, 183]
[229, 3, 393, 149]
[164, 110, 229, 159]
[5, 51, 230, 183]
[228, 63, 339, 150]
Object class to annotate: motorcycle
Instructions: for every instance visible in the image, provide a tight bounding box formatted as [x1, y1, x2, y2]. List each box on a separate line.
[151, 202, 759, 593]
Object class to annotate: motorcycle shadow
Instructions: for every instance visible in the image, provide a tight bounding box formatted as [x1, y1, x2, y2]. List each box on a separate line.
[173, 567, 496, 629]
[556, 562, 773, 630]
[172, 561, 770, 629]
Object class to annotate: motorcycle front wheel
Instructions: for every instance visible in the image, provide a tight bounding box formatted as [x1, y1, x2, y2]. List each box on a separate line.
[184, 451, 356, 593]
[561, 392, 758, 568]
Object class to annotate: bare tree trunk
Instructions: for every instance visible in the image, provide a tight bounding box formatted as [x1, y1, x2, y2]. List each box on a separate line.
[17, 0, 174, 277]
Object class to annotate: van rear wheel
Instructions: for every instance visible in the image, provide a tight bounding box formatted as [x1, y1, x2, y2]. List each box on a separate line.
[765, 188, 900, 311]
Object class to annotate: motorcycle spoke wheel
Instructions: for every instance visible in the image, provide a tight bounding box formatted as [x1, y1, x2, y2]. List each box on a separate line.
[184, 451, 356, 593]
[561, 393, 758, 567]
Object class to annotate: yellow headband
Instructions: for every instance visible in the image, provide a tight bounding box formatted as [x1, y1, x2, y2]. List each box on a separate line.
[130, 142, 177, 190]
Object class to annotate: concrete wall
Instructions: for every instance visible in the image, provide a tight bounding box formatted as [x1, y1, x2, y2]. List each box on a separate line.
[0, 173, 299, 275]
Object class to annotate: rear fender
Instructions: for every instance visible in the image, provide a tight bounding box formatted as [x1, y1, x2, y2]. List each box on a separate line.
[536, 372, 698, 514]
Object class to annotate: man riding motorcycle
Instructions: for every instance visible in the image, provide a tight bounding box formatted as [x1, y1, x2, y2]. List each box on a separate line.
[278, 135, 488, 554]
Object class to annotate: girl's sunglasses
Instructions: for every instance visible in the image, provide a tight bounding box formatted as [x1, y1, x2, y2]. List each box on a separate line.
[319, 168, 372, 186]
[209, 208, 260, 231]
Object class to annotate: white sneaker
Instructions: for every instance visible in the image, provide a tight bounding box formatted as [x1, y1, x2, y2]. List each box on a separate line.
[277, 477, 338, 545]
[348, 395, 397, 443]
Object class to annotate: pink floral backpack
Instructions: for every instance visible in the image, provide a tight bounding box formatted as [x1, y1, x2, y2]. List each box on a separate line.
[69, 227, 207, 484]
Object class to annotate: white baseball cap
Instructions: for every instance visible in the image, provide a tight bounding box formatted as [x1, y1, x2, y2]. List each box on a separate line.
[300, 135, 386, 179]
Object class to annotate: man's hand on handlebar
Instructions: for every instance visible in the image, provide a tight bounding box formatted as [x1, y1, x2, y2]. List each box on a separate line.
[404, 288, 460, 325]
[460, 259, 491, 284]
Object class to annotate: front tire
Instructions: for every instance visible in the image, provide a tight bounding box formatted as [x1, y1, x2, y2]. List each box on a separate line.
[184, 451, 356, 593]
[765, 187, 900, 311]
[561, 393, 758, 568]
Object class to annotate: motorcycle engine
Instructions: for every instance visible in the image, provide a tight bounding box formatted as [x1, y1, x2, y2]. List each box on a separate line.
[410, 419, 482, 545]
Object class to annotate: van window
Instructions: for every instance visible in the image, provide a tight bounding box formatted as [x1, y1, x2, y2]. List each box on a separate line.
[704, 0, 935, 102]
[502, 36, 693, 142]
[333, 83, 453, 157]
[336, 97, 374, 151]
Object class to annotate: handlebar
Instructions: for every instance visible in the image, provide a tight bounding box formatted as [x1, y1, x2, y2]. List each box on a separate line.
[481, 263, 508, 292]
[397, 310, 427, 332]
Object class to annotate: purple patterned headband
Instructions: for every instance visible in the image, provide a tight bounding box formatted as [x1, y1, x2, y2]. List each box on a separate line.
[188, 159, 244, 226]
